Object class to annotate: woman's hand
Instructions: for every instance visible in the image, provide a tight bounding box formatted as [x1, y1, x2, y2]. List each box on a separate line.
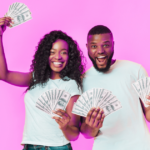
[52, 109, 71, 131]
[0, 17, 13, 35]
[145, 93, 150, 105]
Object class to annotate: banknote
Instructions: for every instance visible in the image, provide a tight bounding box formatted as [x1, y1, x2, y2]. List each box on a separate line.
[132, 77, 150, 106]
[53, 91, 71, 111]
[102, 100, 122, 116]
[5, 2, 32, 28]
[72, 103, 87, 117]
[72, 88, 122, 117]
[36, 89, 71, 117]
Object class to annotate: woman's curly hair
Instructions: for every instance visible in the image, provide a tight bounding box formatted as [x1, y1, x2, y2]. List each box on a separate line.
[27, 30, 85, 91]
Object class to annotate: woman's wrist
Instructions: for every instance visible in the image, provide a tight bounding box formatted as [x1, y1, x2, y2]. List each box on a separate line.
[0, 32, 3, 36]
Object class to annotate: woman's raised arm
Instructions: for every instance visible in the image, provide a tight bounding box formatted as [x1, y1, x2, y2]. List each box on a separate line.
[0, 17, 32, 87]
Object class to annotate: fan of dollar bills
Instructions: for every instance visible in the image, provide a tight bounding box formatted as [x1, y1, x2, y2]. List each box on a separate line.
[36, 89, 71, 117]
[4, 2, 32, 28]
[132, 77, 150, 106]
[72, 88, 122, 117]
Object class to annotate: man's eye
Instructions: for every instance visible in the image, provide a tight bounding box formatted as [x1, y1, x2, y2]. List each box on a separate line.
[103, 44, 109, 48]
[91, 45, 97, 48]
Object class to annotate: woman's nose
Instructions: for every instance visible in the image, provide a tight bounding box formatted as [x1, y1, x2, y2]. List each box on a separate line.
[55, 52, 62, 59]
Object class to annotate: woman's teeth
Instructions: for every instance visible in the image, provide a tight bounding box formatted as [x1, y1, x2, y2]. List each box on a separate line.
[53, 62, 62, 65]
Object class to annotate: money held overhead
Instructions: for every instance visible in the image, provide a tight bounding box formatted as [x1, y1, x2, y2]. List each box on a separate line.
[4, 2, 32, 28]
[72, 88, 122, 117]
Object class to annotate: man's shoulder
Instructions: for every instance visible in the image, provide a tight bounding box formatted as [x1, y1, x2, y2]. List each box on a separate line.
[115, 60, 142, 70]
[117, 60, 141, 66]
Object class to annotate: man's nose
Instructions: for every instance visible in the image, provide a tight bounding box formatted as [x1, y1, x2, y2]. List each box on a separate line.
[97, 46, 104, 54]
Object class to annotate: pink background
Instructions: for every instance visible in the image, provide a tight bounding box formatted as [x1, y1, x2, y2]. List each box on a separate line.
[0, 0, 150, 149]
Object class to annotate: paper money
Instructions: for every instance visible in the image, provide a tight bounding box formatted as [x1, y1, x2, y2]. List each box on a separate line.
[102, 101, 122, 116]
[132, 77, 150, 106]
[72, 88, 122, 117]
[36, 89, 71, 117]
[4, 2, 32, 28]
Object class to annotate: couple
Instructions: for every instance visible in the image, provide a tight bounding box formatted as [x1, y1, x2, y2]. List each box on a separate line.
[0, 17, 150, 150]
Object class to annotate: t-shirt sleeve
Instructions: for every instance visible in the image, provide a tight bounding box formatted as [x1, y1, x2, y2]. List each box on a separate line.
[65, 80, 82, 97]
[138, 65, 148, 79]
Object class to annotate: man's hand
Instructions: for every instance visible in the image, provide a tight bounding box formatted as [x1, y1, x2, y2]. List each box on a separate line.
[85, 107, 105, 129]
[52, 109, 71, 131]
[80, 107, 105, 138]
[0, 17, 13, 35]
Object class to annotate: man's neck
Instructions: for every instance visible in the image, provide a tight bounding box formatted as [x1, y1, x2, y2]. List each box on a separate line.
[111, 59, 116, 66]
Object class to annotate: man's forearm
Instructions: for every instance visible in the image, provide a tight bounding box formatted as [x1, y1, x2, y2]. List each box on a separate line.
[80, 122, 99, 139]
[61, 125, 79, 141]
[145, 106, 150, 122]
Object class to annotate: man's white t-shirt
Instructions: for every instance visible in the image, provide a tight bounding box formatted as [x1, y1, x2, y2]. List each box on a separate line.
[21, 78, 81, 146]
[83, 60, 150, 150]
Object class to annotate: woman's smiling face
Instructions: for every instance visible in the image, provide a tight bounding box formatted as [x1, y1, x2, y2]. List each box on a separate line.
[49, 39, 69, 78]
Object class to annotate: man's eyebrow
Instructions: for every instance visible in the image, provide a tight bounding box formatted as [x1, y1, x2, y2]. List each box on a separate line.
[103, 41, 110, 43]
[90, 42, 97, 44]
[90, 41, 110, 44]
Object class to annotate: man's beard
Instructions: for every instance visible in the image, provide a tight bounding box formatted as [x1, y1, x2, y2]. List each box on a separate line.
[88, 51, 114, 72]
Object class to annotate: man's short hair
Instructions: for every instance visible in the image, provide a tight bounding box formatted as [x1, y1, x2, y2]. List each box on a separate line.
[87, 25, 113, 39]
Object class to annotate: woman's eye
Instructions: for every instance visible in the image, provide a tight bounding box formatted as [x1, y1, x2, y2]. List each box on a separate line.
[61, 51, 68, 54]
[50, 51, 55, 54]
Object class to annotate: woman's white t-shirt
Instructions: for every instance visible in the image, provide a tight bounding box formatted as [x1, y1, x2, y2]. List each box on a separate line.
[21, 78, 81, 146]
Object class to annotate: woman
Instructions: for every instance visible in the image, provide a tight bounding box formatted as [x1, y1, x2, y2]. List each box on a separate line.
[0, 17, 85, 150]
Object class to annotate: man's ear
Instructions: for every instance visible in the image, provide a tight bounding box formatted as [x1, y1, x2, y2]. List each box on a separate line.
[86, 43, 88, 49]
[113, 41, 115, 46]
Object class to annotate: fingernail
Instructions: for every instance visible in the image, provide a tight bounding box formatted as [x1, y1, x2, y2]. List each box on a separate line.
[97, 106, 100, 109]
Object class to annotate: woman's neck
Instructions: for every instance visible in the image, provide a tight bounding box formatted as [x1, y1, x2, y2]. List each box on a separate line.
[50, 72, 61, 80]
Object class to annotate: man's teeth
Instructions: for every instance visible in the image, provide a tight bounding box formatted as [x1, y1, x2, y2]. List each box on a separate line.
[97, 56, 106, 58]
[53, 62, 62, 65]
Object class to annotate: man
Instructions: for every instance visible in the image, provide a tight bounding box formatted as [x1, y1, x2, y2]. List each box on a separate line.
[80, 25, 150, 150]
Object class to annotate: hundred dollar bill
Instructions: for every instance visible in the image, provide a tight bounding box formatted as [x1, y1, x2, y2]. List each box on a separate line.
[74, 102, 89, 114]
[53, 91, 71, 111]
[100, 95, 117, 108]
[76, 96, 90, 112]
[72, 103, 87, 117]
[102, 100, 122, 116]
[143, 77, 150, 103]
[36, 105, 51, 115]
[10, 10, 32, 28]
[86, 89, 94, 108]
[132, 81, 144, 100]
[36, 99, 51, 115]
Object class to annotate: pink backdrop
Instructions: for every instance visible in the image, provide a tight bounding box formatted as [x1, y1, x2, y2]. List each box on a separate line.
[0, 0, 150, 149]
